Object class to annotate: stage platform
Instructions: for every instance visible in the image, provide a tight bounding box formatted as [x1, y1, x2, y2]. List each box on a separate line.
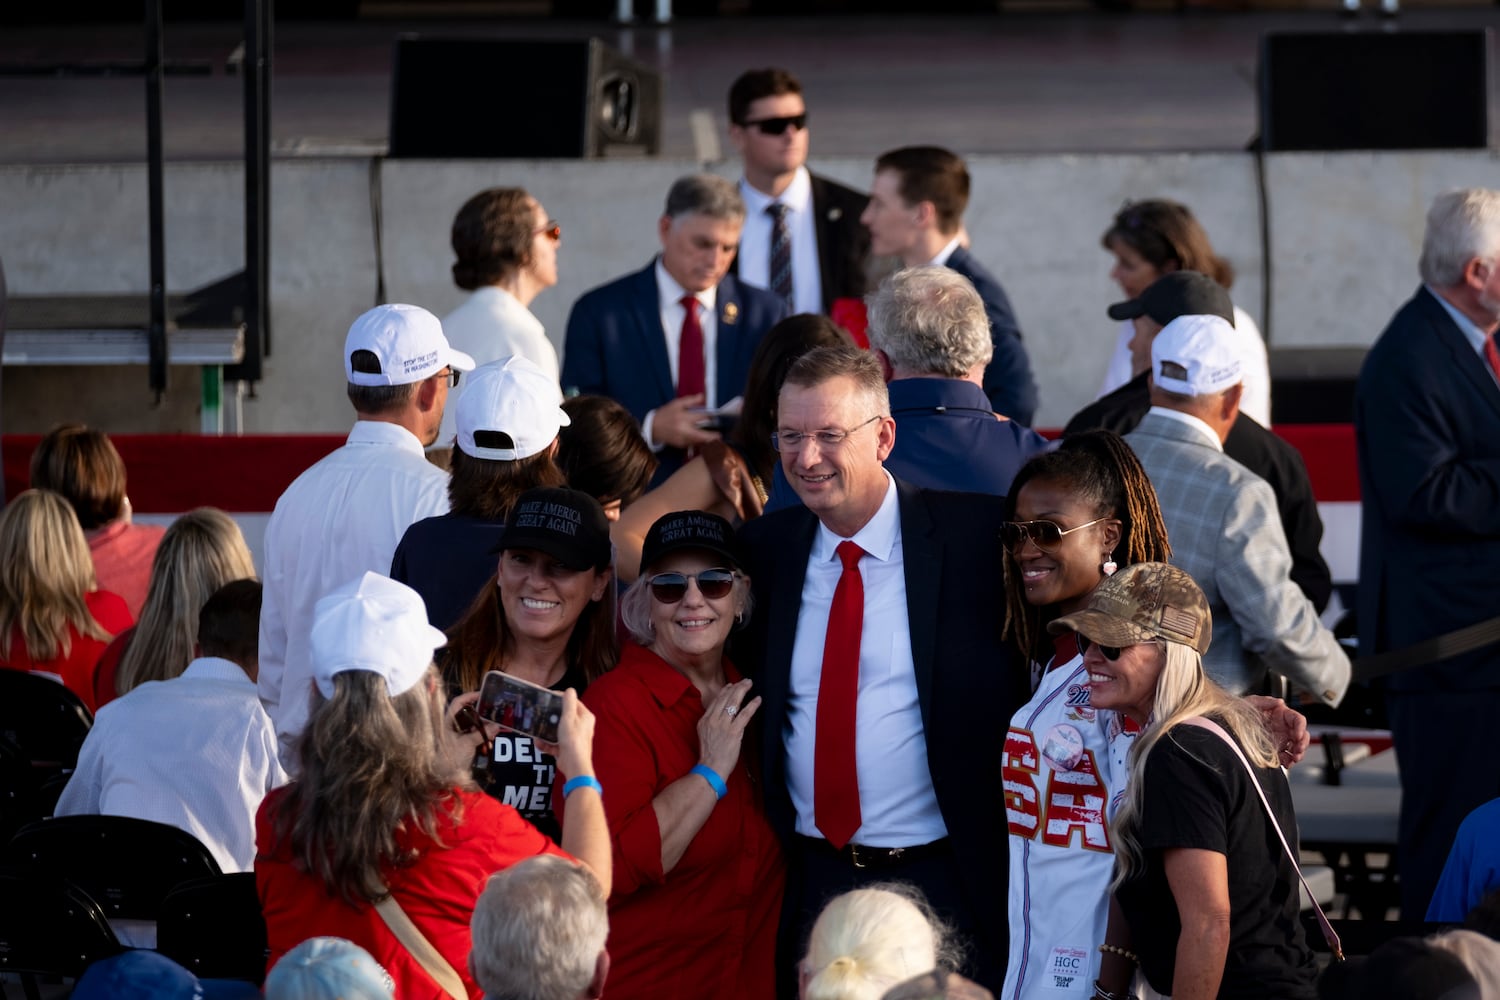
[1, 9, 1497, 164]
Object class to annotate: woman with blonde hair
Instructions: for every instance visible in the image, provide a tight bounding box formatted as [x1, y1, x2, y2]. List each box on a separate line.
[256, 572, 610, 1000]
[801, 885, 956, 1000]
[94, 507, 256, 707]
[1051, 562, 1317, 1000]
[0, 489, 132, 711]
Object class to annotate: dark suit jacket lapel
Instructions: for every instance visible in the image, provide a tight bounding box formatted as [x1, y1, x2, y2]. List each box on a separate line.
[715, 273, 746, 404]
[1418, 286, 1500, 423]
[896, 479, 938, 733]
[758, 510, 817, 828]
[631, 261, 674, 401]
[808, 174, 838, 313]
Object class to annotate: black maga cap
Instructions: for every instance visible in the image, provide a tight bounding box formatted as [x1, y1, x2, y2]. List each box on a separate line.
[1106, 271, 1235, 327]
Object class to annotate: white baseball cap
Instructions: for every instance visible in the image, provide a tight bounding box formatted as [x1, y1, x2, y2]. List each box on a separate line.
[309, 572, 447, 699]
[1151, 314, 1243, 397]
[344, 304, 476, 387]
[456, 355, 571, 462]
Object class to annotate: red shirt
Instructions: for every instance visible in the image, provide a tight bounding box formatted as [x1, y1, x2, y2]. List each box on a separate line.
[92, 626, 134, 709]
[255, 786, 569, 1000]
[1, 590, 132, 713]
[88, 521, 166, 620]
[573, 642, 785, 1000]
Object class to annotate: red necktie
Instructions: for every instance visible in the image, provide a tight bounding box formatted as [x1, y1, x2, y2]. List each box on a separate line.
[815, 540, 865, 849]
[1484, 332, 1500, 384]
[677, 295, 706, 399]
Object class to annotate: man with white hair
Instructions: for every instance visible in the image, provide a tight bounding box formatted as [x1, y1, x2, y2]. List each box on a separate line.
[865, 266, 1046, 494]
[1125, 315, 1349, 704]
[469, 855, 609, 1000]
[259, 304, 474, 768]
[1356, 187, 1500, 917]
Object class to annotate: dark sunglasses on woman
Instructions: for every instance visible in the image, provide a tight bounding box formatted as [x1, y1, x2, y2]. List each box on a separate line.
[649, 569, 737, 603]
[1000, 516, 1112, 550]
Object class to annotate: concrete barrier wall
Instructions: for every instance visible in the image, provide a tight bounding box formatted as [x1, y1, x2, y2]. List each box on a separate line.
[2, 148, 1496, 434]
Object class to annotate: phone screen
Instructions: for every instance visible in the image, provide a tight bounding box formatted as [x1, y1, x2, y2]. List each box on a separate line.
[476, 670, 564, 744]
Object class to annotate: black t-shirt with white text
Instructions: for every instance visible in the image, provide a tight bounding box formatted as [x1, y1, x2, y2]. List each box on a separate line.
[1115, 722, 1317, 1000]
[483, 664, 586, 844]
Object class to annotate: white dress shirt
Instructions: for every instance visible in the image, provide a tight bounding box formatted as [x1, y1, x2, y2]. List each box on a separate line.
[927, 236, 963, 268]
[1098, 305, 1272, 426]
[258, 420, 449, 769]
[641, 259, 720, 450]
[56, 657, 288, 873]
[437, 286, 560, 448]
[785, 474, 949, 846]
[1146, 405, 1225, 450]
[737, 167, 823, 315]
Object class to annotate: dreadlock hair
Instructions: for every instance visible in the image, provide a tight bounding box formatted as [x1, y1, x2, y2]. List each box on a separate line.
[1001, 430, 1171, 663]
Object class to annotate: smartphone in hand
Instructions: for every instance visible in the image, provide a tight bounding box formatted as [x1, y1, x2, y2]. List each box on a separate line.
[476, 670, 564, 744]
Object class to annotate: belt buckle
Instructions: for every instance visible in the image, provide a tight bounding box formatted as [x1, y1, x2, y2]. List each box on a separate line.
[850, 844, 866, 869]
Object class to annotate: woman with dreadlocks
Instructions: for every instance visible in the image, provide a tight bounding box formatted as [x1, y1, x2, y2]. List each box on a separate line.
[998, 431, 1308, 1000]
[998, 431, 1169, 1000]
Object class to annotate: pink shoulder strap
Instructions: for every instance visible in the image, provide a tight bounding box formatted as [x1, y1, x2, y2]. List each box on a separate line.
[1181, 716, 1344, 962]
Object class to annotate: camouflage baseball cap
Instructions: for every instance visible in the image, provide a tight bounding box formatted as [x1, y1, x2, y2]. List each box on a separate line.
[1048, 562, 1211, 655]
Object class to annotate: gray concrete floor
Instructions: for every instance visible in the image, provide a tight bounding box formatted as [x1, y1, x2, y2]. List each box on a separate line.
[1, 9, 1496, 163]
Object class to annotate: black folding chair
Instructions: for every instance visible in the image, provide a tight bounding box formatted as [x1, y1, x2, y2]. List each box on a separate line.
[0, 736, 46, 843]
[2, 815, 220, 923]
[0, 671, 92, 772]
[156, 872, 269, 985]
[0, 865, 121, 1000]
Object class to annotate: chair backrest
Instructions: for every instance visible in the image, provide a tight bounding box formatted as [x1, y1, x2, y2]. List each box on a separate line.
[156, 872, 269, 985]
[0, 734, 46, 842]
[0, 865, 121, 978]
[0, 670, 92, 769]
[2, 814, 221, 921]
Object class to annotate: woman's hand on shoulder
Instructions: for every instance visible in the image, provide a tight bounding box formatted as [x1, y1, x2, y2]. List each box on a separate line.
[696, 678, 760, 779]
[1244, 695, 1310, 766]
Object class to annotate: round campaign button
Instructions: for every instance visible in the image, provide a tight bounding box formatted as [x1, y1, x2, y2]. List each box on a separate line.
[1041, 723, 1085, 771]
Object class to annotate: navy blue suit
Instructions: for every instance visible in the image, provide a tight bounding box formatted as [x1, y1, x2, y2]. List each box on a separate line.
[735, 479, 1025, 992]
[1356, 285, 1500, 915]
[944, 246, 1038, 427]
[884, 377, 1048, 495]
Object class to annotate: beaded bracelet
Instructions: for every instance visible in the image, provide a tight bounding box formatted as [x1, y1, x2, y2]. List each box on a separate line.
[562, 775, 603, 798]
[690, 764, 728, 800]
[1097, 944, 1139, 965]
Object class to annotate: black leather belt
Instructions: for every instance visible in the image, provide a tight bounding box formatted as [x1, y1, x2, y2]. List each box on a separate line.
[796, 834, 951, 870]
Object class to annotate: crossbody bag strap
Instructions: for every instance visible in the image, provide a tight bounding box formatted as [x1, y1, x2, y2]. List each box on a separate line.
[372, 883, 468, 999]
[1180, 716, 1344, 962]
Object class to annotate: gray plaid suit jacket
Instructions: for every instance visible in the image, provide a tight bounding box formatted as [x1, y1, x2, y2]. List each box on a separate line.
[1126, 410, 1350, 705]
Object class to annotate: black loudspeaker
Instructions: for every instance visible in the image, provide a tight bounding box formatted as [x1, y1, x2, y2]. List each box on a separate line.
[1258, 30, 1491, 152]
[389, 38, 662, 159]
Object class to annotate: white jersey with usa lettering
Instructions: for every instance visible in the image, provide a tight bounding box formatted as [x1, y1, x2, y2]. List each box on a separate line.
[1001, 645, 1137, 999]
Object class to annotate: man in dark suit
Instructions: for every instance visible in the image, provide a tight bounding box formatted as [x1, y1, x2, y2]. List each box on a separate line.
[1066, 270, 1333, 613]
[561, 174, 787, 481]
[736, 346, 1024, 994]
[726, 68, 870, 315]
[1356, 187, 1500, 917]
[860, 146, 1038, 426]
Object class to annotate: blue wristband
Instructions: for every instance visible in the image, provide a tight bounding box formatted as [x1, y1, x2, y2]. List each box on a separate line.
[690, 764, 728, 800]
[562, 775, 603, 798]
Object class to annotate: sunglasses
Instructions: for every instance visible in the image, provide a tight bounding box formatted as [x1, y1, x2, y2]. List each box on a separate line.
[648, 568, 737, 603]
[1001, 516, 1112, 550]
[742, 113, 808, 136]
[536, 221, 562, 243]
[437, 368, 461, 388]
[1077, 635, 1125, 662]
